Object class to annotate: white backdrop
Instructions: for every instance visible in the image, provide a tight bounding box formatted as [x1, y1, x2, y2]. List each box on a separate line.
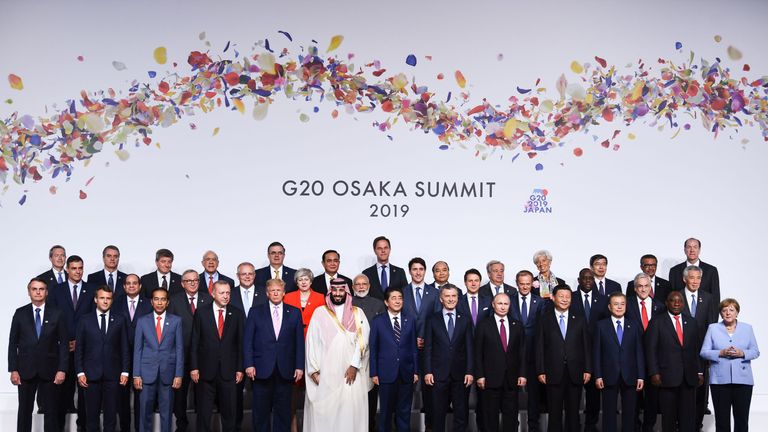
[2, 0, 767, 427]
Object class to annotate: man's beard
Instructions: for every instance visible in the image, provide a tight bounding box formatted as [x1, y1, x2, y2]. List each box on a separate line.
[331, 293, 347, 305]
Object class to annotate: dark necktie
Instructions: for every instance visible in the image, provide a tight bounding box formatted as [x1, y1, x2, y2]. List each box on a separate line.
[500, 318, 508, 352]
[101, 313, 107, 335]
[584, 293, 591, 321]
[72, 284, 78, 308]
[521, 295, 528, 324]
[393, 316, 401, 343]
[189, 296, 196, 314]
[471, 296, 478, 325]
[35, 308, 42, 339]
[599, 280, 605, 296]
[447, 312, 455, 340]
[380, 265, 389, 292]
[161, 275, 168, 290]
[108, 273, 114, 290]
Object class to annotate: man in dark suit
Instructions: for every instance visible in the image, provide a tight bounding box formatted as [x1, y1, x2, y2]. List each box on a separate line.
[47, 255, 94, 431]
[668, 237, 721, 304]
[370, 288, 419, 432]
[133, 287, 184, 432]
[625, 254, 671, 302]
[625, 273, 665, 432]
[254, 241, 297, 293]
[86, 245, 127, 297]
[310, 249, 353, 295]
[535, 285, 592, 432]
[589, 254, 621, 296]
[362, 236, 409, 300]
[36, 244, 67, 290]
[508, 270, 545, 432]
[113, 274, 152, 432]
[475, 292, 527, 432]
[593, 292, 645, 432]
[190, 280, 245, 432]
[9, 278, 68, 432]
[645, 291, 703, 432]
[479, 260, 517, 298]
[140, 248, 182, 298]
[432, 261, 451, 290]
[167, 270, 212, 432]
[199, 250, 236, 296]
[75, 285, 130, 432]
[244, 278, 304, 432]
[423, 284, 474, 432]
[458, 269, 492, 327]
[681, 265, 717, 429]
[571, 269, 609, 432]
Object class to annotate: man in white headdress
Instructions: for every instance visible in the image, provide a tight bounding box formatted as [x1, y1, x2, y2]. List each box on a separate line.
[304, 278, 372, 431]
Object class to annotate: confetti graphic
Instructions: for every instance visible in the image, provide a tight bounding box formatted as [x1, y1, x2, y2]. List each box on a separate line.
[1, 33, 766, 205]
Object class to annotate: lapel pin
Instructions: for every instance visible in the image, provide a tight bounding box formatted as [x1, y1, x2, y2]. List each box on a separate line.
[45, 320, 49, 324]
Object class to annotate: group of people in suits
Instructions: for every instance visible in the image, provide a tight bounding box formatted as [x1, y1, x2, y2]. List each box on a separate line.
[9, 237, 758, 432]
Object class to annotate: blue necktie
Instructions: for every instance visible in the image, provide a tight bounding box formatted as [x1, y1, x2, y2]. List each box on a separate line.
[415, 287, 422, 312]
[616, 319, 623, 345]
[584, 293, 591, 321]
[559, 314, 566, 339]
[380, 265, 388, 292]
[521, 295, 528, 324]
[690, 294, 697, 317]
[108, 273, 114, 290]
[447, 312, 455, 340]
[101, 313, 107, 336]
[35, 308, 42, 339]
[57, 272, 64, 284]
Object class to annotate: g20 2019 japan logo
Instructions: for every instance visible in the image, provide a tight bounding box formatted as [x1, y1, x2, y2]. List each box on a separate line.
[524, 189, 552, 214]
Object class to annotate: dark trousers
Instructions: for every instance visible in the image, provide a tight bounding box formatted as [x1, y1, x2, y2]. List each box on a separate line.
[368, 385, 379, 432]
[433, 379, 469, 432]
[601, 380, 637, 432]
[235, 378, 251, 431]
[658, 383, 696, 432]
[583, 378, 600, 429]
[545, 366, 581, 432]
[139, 380, 174, 432]
[378, 377, 414, 432]
[636, 381, 659, 432]
[524, 366, 544, 432]
[18, 377, 58, 432]
[58, 353, 87, 430]
[696, 371, 710, 428]
[173, 373, 194, 431]
[84, 380, 120, 432]
[197, 378, 237, 432]
[483, 382, 520, 432]
[710, 384, 753, 432]
[252, 374, 292, 432]
[118, 377, 141, 432]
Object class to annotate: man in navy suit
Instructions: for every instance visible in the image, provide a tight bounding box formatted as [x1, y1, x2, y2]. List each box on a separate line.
[363, 236, 409, 300]
[190, 280, 244, 432]
[199, 250, 236, 296]
[244, 278, 304, 432]
[113, 274, 152, 432]
[625, 254, 672, 303]
[75, 285, 130, 432]
[86, 245, 127, 298]
[535, 285, 592, 432]
[311, 250, 354, 295]
[459, 269, 492, 327]
[370, 288, 419, 432]
[36, 244, 67, 290]
[668, 238, 720, 304]
[645, 291, 703, 432]
[625, 273, 664, 432]
[589, 254, 621, 296]
[593, 292, 645, 432]
[9, 278, 68, 432]
[479, 260, 517, 298]
[254, 242, 297, 293]
[140, 249, 182, 298]
[424, 284, 474, 432]
[48, 255, 94, 430]
[133, 287, 184, 432]
[508, 270, 545, 432]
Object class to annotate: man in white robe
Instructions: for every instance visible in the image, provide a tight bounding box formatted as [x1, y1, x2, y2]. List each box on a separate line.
[304, 278, 372, 431]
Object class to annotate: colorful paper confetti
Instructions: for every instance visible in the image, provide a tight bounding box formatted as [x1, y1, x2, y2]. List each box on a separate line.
[8, 74, 24, 90]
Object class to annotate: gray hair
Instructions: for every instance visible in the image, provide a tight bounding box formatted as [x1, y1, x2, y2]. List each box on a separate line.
[182, 269, 199, 278]
[533, 249, 553, 263]
[353, 274, 371, 297]
[683, 265, 702, 278]
[486, 260, 504, 273]
[633, 272, 651, 286]
[294, 267, 314, 282]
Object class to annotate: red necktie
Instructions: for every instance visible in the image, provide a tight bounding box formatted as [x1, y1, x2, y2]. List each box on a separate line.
[649, 283, 654, 298]
[674, 315, 683, 345]
[218, 309, 225, 339]
[189, 296, 196, 314]
[156, 316, 163, 342]
[641, 299, 649, 330]
[208, 276, 214, 295]
[500, 318, 508, 352]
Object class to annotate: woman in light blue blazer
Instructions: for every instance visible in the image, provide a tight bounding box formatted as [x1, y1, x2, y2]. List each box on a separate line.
[700, 298, 760, 432]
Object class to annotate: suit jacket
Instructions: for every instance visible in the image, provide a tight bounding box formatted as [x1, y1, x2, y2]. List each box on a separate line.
[423, 310, 474, 381]
[592, 316, 645, 386]
[48, 281, 95, 341]
[190, 303, 244, 381]
[168, 290, 213, 368]
[310, 273, 353, 296]
[509, 292, 545, 364]
[8, 304, 68, 380]
[74, 311, 130, 381]
[479, 282, 517, 299]
[535, 309, 592, 385]
[229, 285, 267, 318]
[363, 263, 408, 300]
[112, 294, 153, 350]
[668, 260, 721, 303]
[571, 289, 610, 333]
[140, 271, 183, 298]
[700, 321, 760, 385]
[474, 314, 526, 388]
[682, 289, 717, 345]
[645, 313, 702, 387]
[625, 296, 665, 335]
[457, 293, 492, 327]
[132, 313, 184, 385]
[626, 276, 672, 303]
[402, 283, 439, 338]
[36, 269, 67, 290]
[254, 266, 297, 293]
[198, 271, 236, 295]
[87, 269, 128, 297]
[595, 278, 621, 296]
[243, 302, 305, 380]
[369, 313, 418, 383]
